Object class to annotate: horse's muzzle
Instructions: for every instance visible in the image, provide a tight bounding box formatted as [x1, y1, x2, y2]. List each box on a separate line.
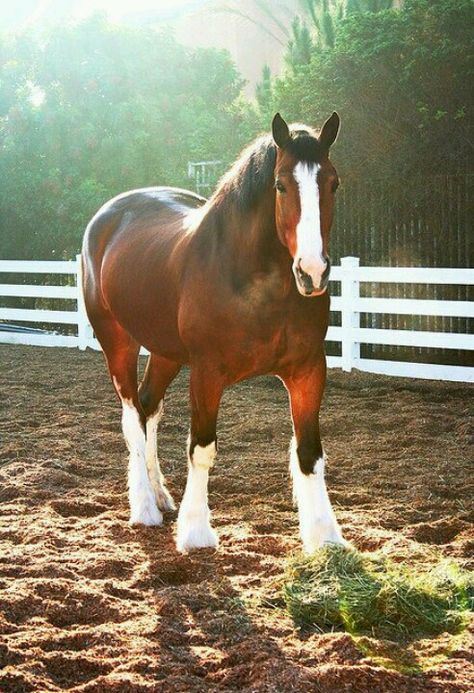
[294, 256, 331, 297]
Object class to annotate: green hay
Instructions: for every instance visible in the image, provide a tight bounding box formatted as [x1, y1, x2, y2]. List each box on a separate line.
[283, 546, 473, 639]
[352, 631, 470, 674]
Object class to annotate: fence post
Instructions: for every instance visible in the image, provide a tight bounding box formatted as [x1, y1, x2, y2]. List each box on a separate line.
[75, 254, 92, 351]
[340, 256, 360, 372]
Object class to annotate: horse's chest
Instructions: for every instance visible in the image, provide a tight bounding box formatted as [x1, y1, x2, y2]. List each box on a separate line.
[187, 297, 326, 379]
[180, 267, 329, 377]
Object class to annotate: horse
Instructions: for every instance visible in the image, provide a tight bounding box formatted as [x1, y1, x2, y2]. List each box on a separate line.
[82, 112, 346, 553]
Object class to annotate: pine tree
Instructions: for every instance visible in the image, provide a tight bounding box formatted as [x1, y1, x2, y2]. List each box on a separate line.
[255, 64, 274, 119]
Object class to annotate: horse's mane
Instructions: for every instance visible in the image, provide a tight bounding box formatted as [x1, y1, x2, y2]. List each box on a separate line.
[209, 124, 323, 215]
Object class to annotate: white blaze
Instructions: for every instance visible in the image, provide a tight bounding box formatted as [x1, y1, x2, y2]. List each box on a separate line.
[293, 162, 326, 284]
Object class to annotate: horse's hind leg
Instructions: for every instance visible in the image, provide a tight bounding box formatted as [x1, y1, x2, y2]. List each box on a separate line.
[139, 354, 181, 513]
[95, 318, 162, 526]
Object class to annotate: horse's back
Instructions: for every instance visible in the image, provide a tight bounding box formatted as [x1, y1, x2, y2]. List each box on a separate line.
[83, 186, 205, 260]
[82, 187, 206, 358]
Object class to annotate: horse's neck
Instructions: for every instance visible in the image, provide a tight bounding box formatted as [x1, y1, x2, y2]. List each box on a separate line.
[201, 195, 288, 281]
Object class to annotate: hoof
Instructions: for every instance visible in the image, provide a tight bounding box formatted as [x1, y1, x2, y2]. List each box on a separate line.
[129, 495, 163, 527]
[176, 512, 219, 553]
[301, 522, 347, 554]
[324, 536, 350, 549]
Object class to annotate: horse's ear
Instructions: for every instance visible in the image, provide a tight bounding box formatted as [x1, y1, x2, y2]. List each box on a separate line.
[272, 113, 290, 149]
[319, 112, 340, 150]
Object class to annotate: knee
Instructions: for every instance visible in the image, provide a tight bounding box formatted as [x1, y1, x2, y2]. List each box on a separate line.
[189, 437, 217, 470]
[296, 441, 323, 475]
[189, 433, 217, 458]
[140, 388, 162, 419]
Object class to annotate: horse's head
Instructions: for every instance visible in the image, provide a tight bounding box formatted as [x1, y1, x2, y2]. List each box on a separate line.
[272, 112, 340, 297]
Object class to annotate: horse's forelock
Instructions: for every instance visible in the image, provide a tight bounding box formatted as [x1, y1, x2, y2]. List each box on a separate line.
[287, 126, 323, 164]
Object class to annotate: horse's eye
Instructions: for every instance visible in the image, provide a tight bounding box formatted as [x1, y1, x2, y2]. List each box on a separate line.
[331, 178, 340, 193]
[275, 180, 286, 193]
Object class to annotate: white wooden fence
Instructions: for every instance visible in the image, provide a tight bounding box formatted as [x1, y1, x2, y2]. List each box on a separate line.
[0, 256, 473, 383]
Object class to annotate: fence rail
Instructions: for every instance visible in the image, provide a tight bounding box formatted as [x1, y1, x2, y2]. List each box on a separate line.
[0, 256, 473, 383]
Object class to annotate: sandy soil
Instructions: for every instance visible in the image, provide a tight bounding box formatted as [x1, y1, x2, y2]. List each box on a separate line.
[0, 344, 472, 692]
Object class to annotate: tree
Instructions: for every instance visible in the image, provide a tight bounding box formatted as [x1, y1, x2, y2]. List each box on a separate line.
[0, 16, 255, 259]
[297, 1, 343, 49]
[284, 16, 314, 72]
[273, 0, 474, 178]
[346, 0, 398, 13]
[255, 64, 275, 121]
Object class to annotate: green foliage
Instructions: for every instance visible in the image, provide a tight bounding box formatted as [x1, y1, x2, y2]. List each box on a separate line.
[0, 16, 256, 259]
[255, 64, 275, 122]
[346, 0, 397, 13]
[297, 1, 345, 49]
[284, 16, 314, 73]
[283, 545, 473, 639]
[273, 0, 474, 178]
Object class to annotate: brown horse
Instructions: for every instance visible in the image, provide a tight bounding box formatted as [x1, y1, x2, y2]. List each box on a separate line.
[82, 113, 346, 553]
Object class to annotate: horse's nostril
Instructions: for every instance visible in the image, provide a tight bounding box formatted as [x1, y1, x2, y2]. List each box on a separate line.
[321, 256, 331, 285]
[296, 261, 306, 280]
[296, 261, 315, 294]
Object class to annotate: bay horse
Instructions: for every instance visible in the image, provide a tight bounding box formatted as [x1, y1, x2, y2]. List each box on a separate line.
[82, 112, 346, 553]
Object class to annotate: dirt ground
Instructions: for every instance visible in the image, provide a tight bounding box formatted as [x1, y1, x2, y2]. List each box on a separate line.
[0, 344, 472, 692]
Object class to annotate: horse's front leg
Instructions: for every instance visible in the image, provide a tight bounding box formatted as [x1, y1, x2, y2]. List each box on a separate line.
[176, 367, 223, 552]
[282, 356, 346, 553]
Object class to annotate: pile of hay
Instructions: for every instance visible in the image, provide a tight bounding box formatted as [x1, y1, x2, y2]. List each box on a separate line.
[283, 546, 473, 638]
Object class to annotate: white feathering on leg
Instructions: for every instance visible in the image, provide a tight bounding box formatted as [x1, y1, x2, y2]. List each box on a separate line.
[122, 401, 163, 526]
[176, 441, 218, 552]
[289, 437, 346, 553]
[145, 403, 175, 512]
